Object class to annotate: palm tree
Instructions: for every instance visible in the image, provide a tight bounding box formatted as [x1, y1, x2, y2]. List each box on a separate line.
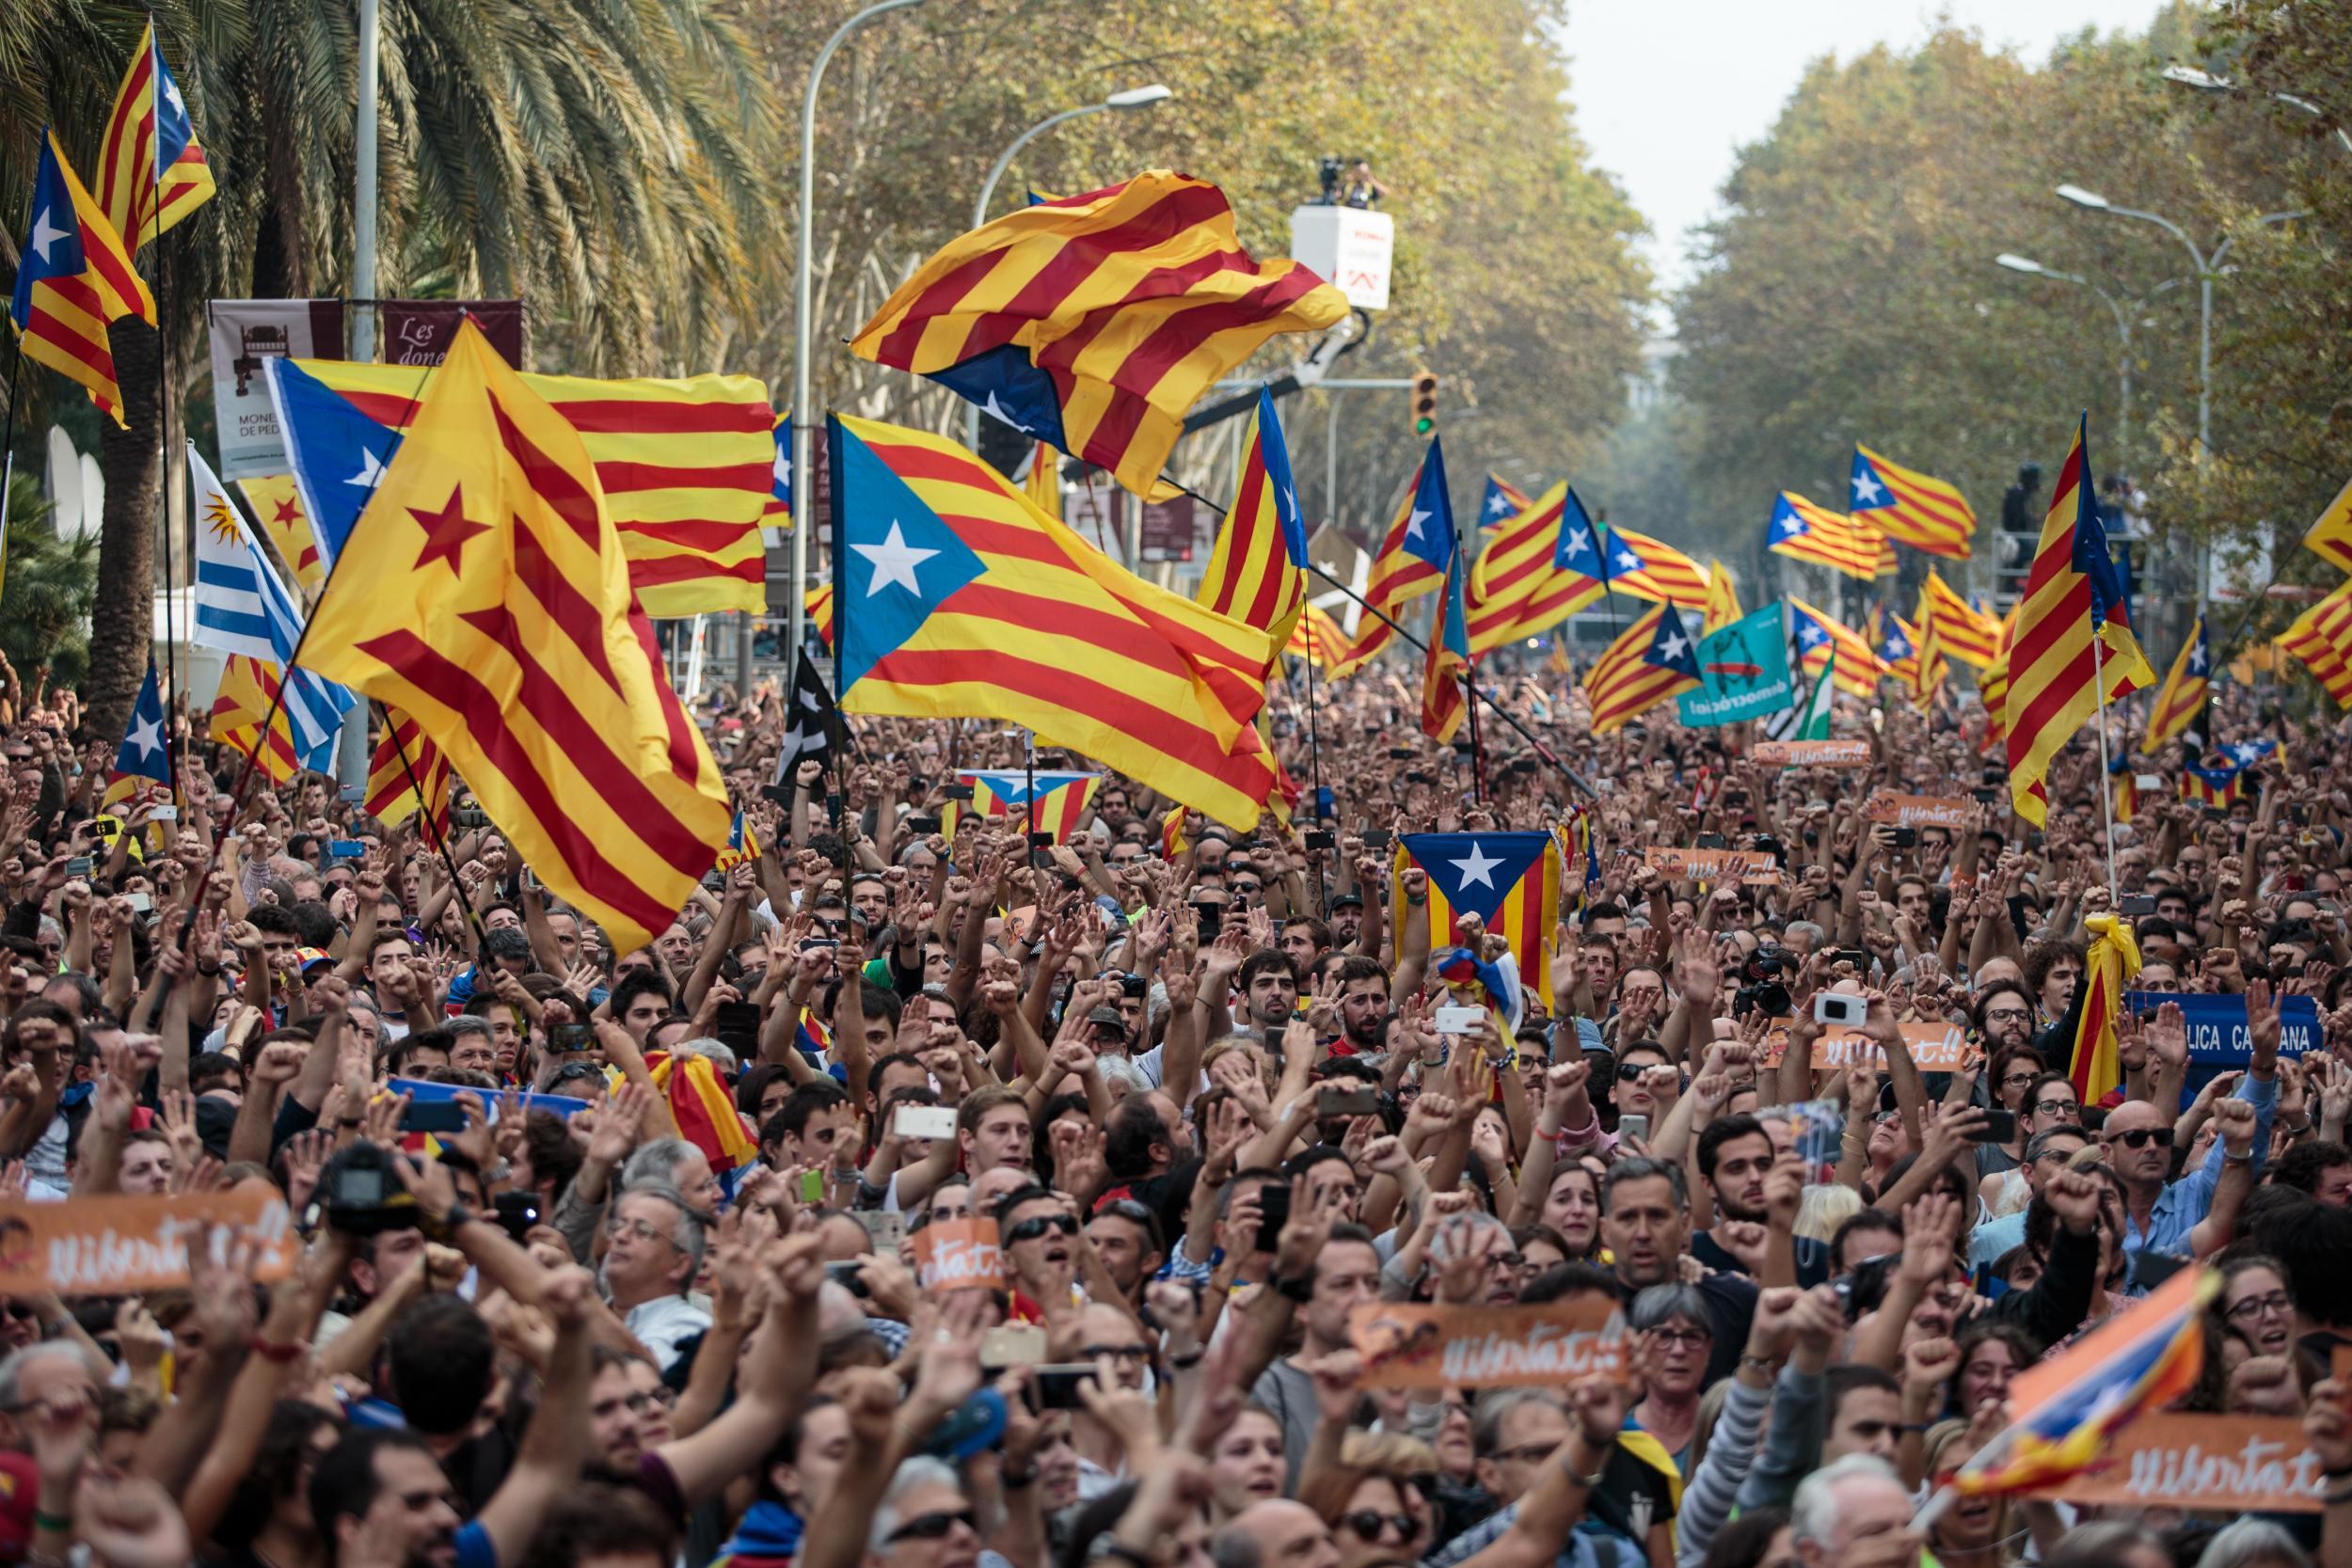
[0, 470, 99, 685]
[1, 0, 778, 741]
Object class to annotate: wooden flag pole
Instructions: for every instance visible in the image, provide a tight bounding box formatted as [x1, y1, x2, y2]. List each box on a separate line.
[2091, 631, 2121, 901]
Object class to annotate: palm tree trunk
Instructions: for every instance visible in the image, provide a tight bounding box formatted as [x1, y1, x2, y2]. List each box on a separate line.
[87, 315, 161, 747]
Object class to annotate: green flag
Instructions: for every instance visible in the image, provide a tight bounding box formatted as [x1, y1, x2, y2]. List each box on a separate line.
[1791, 651, 1835, 740]
[1677, 604, 1793, 727]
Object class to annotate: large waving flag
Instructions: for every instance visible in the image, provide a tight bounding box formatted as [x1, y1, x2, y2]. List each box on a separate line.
[188, 445, 355, 771]
[209, 656, 300, 784]
[1582, 602, 1700, 734]
[264, 356, 403, 574]
[1479, 473, 1533, 531]
[1328, 447, 1449, 676]
[848, 171, 1347, 499]
[1768, 492, 1891, 580]
[2280, 581, 2352, 706]
[8, 131, 154, 425]
[825, 412, 1279, 830]
[1196, 388, 1308, 663]
[1788, 598, 1886, 698]
[2005, 415, 2155, 826]
[1917, 568, 2000, 668]
[1394, 832, 1563, 1011]
[2142, 615, 2211, 752]
[297, 356, 772, 617]
[92, 21, 215, 252]
[1949, 1262, 2215, 1502]
[1850, 444, 1975, 559]
[1597, 525, 1709, 610]
[1703, 560, 1743, 634]
[1465, 483, 1605, 655]
[101, 660, 171, 816]
[2300, 474, 2352, 573]
[365, 708, 454, 839]
[294, 320, 732, 952]
[946, 769, 1102, 845]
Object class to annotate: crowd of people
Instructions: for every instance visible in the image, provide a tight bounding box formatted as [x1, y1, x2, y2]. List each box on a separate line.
[4, 646, 2352, 1568]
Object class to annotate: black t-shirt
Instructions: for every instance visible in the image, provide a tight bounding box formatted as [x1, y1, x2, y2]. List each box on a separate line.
[1689, 1228, 1832, 1289]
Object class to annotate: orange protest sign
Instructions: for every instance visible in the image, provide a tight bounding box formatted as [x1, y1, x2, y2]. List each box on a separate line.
[2044, 1413, 2324, 1513]
[1348, 1300, 1629, 1389]
[1810, 1021, 1976, 1071]
[1644, 847, 1779, 885]
[1753, 739, 1869, 767]
[0, 1188, 297, 1296]
[1865, 793, 1973, 830]
[912, 1217, 1005, 1291]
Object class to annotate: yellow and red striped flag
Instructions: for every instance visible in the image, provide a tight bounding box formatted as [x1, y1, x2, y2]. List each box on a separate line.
[2065, 913, 2140, 1104]
[208, 656, 300, 784]
[365, 707, 453, 838]
[1422, 558, 1470, 743]
[1908, 603, 1948, 710]
[2004, 416, 2154, 826]
[1327, 451, 1447, 676]
[296, 320, 731, 952]
[1917, 568, 2001, 669]
[1597, 525, 1709, 610]
[9, 132, 154, 426]
[1979, 604, 2018, 751]
[1789, 598, 1887, 698]
[2301, 474, 2352, 573]
[1392, 832, 1564, 1012]
[1160, 802, 1191, 860]
[647, 1051, 757, 1175]
[1851, 444, 1976, 559]
[825, 413, 1280, 830]
[298, 358, 774, 617]
[1465, 483, 1605, 655]
[1581, 602, 1700, 734]
[1023, 442, 1063, 522]
[806, 581, 835, 651]
[2180, 765, 2247, 810]
[1478, 473, 1534, 530]
[1768, 492, 1890, 581]
[91, 21, 215, 254]
[2280, 580, 2352, 705]
[1196, 388, 1307, 668]
[849, 171, 1347, 499]
[1286, 603, 1344, 669]
[2142, 615, 2211, 751]
[1703, 560, 1743, 634]
[237, 476, 324, 596]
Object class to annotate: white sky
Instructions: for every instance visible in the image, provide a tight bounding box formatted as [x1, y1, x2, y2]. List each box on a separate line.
[1557, 0, 2169, 300]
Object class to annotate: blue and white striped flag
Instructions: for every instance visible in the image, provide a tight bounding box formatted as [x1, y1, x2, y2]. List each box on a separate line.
[188, 442, 356, 771]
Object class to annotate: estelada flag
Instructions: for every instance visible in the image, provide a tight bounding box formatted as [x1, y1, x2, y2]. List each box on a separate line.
[1392, 832, 1563, 1012]
[1464, 483, 1605, 656]
[1328, 444, 1450, 676]
[295, 319, 731, 953]
[8, 131, 153, 425]
[849, 171, 1346, 499]
[2142, 615, 2211, 752]
[1850, 443, 1975, 559]
[91, 20, 215, 251]
[944, 769, 1101, 846]
[1768, 491, 1891, 581]
[2280, 580, 2352, 706]
[1196, 387, 1309, 666]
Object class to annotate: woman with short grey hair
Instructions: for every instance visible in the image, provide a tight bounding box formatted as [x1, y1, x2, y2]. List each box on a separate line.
[1629, 1283, 1714, 1468]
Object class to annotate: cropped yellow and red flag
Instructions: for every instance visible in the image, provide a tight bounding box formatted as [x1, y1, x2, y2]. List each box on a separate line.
[1196, 388, 1308, 668]
[1286, 603, 1344, 669]
[849, 171, 1347, 499]
[824, 412, 1279, 830]
[1328, 449, 1447, 676]
[295, 320, 731, 952]
[1581, 603, 1700, 734]
[1702, 561, 1743, 634]
[1788, 599, 1886, 698]
[365, 707, 454, 839]
[298, 358, 774, 616]
[1768, 492, 1891, 580]
[2280, 581, 2352, 706]
[2300, 474, 2352, 573]
[1916, 569, 2000, 669]
[208, 656, 299, 784]
[2142, 615, 2211, 751]
[2004, 415, 2153, 826]
[1464, 483, 1605, 655]
[1850, 444, 1975, 559]
[647, 1052, 757, 1175]
[1597, 525, 1709, 610]
[237, 476, 324, 596]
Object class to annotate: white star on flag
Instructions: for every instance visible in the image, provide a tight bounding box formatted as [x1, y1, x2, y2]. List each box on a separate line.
[1613, 548, 1641, 573]
[1887, 636, 1910, 657]
[1658, 630, 1689, 662]
[1279, 484, 1297, 522]
[1774, 515, 1803, 538]
[1450, 840, 1502, 890]
[2188, 647, 2207, 674]
[28, 205, 66, 263]
[1800, 626, 1826, 647]
[980, 391, 1032, 435]
[124, 713, 161, 759]
[345, 449, 387, 489]
[1851, 473, 1885, 506]
[1563, 531, 1591, 558]
[1486, 492, 1511, 516]
[853, 520, 940, 597]
[772, 451, 792, 489]
[1406, 506, 1431, 541]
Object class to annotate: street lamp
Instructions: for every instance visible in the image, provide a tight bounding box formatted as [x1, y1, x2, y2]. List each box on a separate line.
[2053, 182, 2310, 610]
[963, 84, 1175, 453]
[2163, 64, 2352, 153]
[1992, 252, 2183, 471]
[786, 0, 930, 685]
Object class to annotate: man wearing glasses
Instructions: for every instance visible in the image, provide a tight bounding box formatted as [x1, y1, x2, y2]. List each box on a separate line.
[598, 1183, 709, 1371]
[2097, 982, 2280, 1274]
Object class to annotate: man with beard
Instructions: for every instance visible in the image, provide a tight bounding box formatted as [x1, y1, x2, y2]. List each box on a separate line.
[1328, 955, 1389, 1057]
[1973, 980, 2037, 1057]
[1233, 951, 1301, 1052]
[308, 1265, 596, 1568]
[1688, 1116, 1827, 1284]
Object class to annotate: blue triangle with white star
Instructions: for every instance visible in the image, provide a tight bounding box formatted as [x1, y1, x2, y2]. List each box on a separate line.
[1644, 608, 1701, 679]
[927, 344, 1069, 450]
[1399, 436, 1458, 573]
[1554, 488, 1606, 577]
[264, 356, 401, 570]
[1850, 447, 1892, 514]
[113, 661, 170, 784]
[826, 416, 990, 692]
[1400, 832, 1553, 925]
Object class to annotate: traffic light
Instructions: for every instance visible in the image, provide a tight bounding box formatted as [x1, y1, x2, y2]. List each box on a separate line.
[1410, 372, 1438, 436]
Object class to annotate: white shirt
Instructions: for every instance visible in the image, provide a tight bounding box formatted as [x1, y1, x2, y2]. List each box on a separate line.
[624, 1293, 712, 1371]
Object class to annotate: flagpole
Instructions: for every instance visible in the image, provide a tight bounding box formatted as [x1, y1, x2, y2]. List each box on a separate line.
[151, 205, 183, 827]
[378, 699, 488, 963]
[2092, 631, 2120, 899]
[0, 339, 25, 591]
[1303, 626, 1327, 915]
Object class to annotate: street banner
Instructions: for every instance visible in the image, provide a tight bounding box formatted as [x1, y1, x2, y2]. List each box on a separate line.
[1645, 847, 1780, 884]
[1865, 793, 1975, 830]
[2044, 1413, 2323, 1513]
[2122, 991, 2321, 1065]
[1678, 605, 1793, 727]
[375, 299, 524, 366]
[206, 298, 345, 478]
[1753, 738, 1869, 767]
[1348, 1299, 1627, 1389]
